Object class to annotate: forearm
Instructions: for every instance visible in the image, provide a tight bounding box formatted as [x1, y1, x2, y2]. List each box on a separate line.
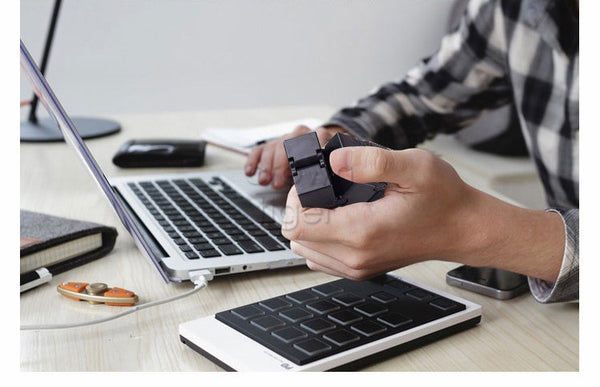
[454, 187, 565, 283]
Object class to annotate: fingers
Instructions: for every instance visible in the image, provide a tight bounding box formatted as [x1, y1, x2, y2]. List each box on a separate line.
[291, 240, 390, 281]
[271, 139, 291, 189]
[256, 140, 275, 185]
[315, 126, 345, 146]
[282, 186, 372, 244]
[244, 125, 313, 187]
[245, 144, 263, 176]
[329, 147, 431, 186]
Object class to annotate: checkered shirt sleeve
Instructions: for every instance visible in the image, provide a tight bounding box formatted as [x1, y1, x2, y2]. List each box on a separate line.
[324, 0, 578, 303]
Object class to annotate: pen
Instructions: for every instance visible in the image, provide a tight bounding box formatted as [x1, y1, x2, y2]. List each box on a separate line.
[20, 267, 52, 293]
[249, 137, 278, 147]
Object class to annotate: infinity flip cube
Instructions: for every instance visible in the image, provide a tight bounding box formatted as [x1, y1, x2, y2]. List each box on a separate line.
[284, 132, 387, 208]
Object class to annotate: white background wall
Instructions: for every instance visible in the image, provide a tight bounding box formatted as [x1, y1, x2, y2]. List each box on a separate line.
[20, 0, 455, 116]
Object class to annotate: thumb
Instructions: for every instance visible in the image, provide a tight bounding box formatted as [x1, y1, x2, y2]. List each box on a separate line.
[329, 146, 415, 184]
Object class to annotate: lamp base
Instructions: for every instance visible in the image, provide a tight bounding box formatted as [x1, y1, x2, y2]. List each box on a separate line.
[20, 117, 120, 142]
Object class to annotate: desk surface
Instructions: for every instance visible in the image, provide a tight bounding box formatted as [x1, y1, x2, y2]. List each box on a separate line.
[20, 106, 578, 371]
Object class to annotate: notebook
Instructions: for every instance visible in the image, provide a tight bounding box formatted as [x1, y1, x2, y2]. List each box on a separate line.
[20, 40, 304, 283]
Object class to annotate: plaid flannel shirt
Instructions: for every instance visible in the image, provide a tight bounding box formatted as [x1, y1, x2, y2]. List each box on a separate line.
[325, 0, 578, 303]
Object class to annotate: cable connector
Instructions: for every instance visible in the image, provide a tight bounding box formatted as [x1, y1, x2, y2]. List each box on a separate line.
[189, 269, 213, 287]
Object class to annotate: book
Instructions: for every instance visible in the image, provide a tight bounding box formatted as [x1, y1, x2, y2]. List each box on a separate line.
[20, 210, 118, 275]
[201, 118, 323, 155]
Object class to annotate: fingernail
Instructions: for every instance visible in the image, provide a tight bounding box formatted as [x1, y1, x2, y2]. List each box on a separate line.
[245, 164, 253, 175]
[330, 148, 352, 178]
[259, 170, 270, 184]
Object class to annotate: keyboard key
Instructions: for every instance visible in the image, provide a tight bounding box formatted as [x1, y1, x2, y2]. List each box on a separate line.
[279, 307, 313, 323]
[405, 289, 434, 301]
[370, 291, 397, 304]
[193, 242, 213, 251]
[350, 320, 387, 337]
[231, 233, 251, 242]
[323, 329, 361, 346]
[248, 229, 267, 237]
[311, 283, 344, 297]
[385, 278, 413, 291]
[353, 302, 388, 317]
[429, 298, 458, 311]
[231, 305, 264, 320]
[306, 300, 340, 315]
[237, 240, 265, 253]
[286, 290, 319, 304]
[328, 310, 363, 326]
[179, 244, 193, 252]
[218, 244, 243, 256]
[300, 318, 336, 334]
[271, 327, 307, 344]
[173, 238, 187, 245]
[293, 338, 331, 357]
[332, 293, 364, 307]
[377, 312, 412, 328]
[254, 235, 285, 251]
[184, 252, 199, 260]
[250, 316, 286, 332]
[259, 297, 292, 312]
[213, 237, 233, 245]
[199, 249, 221, 258]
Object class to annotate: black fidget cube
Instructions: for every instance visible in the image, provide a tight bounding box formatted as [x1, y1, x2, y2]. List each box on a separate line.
[283, 132, 387, 208]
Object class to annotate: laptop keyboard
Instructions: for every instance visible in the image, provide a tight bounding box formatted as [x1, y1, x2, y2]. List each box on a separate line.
[127, 176, 289, 259]
[215, 274, 467, 366]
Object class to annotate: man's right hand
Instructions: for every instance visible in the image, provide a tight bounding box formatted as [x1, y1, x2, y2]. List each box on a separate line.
[244, 125, 347, 189]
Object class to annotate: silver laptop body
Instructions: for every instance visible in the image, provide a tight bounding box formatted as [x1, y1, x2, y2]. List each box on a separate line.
[20, 40, 304, 283]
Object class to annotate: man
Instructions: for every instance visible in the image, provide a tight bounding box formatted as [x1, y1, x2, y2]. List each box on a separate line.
[244, 0, 578, 303]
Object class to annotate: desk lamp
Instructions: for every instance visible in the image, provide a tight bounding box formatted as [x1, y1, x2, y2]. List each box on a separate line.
[20, 0, 120, 142]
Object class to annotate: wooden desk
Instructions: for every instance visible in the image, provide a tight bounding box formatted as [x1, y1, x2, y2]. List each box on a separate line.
[20, 106, 578, 371]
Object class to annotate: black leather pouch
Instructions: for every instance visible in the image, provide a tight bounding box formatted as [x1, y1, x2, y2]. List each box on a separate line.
[112, 139, 206, 168]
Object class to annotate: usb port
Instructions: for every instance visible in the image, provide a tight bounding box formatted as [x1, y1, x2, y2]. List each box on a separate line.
[215, 267, 231, 275]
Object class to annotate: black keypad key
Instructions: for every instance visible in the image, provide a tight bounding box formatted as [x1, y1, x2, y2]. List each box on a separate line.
[323, 329, 361, 346]
[377, 312, 412, 328]
[306, 300, 340, 315]
[250, 316, 286, 332]
[351, 320, 387, 337]
[286, 290, 319, 304]
[332, 293, 364, 306]
[231, 305, 264, 320]
[259, 297, 292, 312]
[354, 302, 388, 317]
[312, 283, 344, 297]
[293, 338, 331, 357]
[300, 318, 336, 334]
[406, 288, 434, 301]
[328, 310, 363, 326]
[370, 291, 397, 303]
[429, 298, 458, 311]
[279, 308, 313, 323]
[271, 327, 308, 344]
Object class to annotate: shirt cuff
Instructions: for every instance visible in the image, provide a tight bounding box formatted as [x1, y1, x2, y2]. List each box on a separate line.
[528, 208, 579, 303]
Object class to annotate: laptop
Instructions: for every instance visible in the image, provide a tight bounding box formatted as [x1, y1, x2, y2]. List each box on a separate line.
[20, 40, 304, 283]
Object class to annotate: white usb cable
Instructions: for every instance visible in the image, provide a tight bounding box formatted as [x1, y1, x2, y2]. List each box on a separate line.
[20, 270, 212, 331]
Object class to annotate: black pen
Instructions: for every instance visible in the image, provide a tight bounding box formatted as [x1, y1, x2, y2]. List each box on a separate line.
[250, 137, 278, 147]
[20, 267, 52, 293]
